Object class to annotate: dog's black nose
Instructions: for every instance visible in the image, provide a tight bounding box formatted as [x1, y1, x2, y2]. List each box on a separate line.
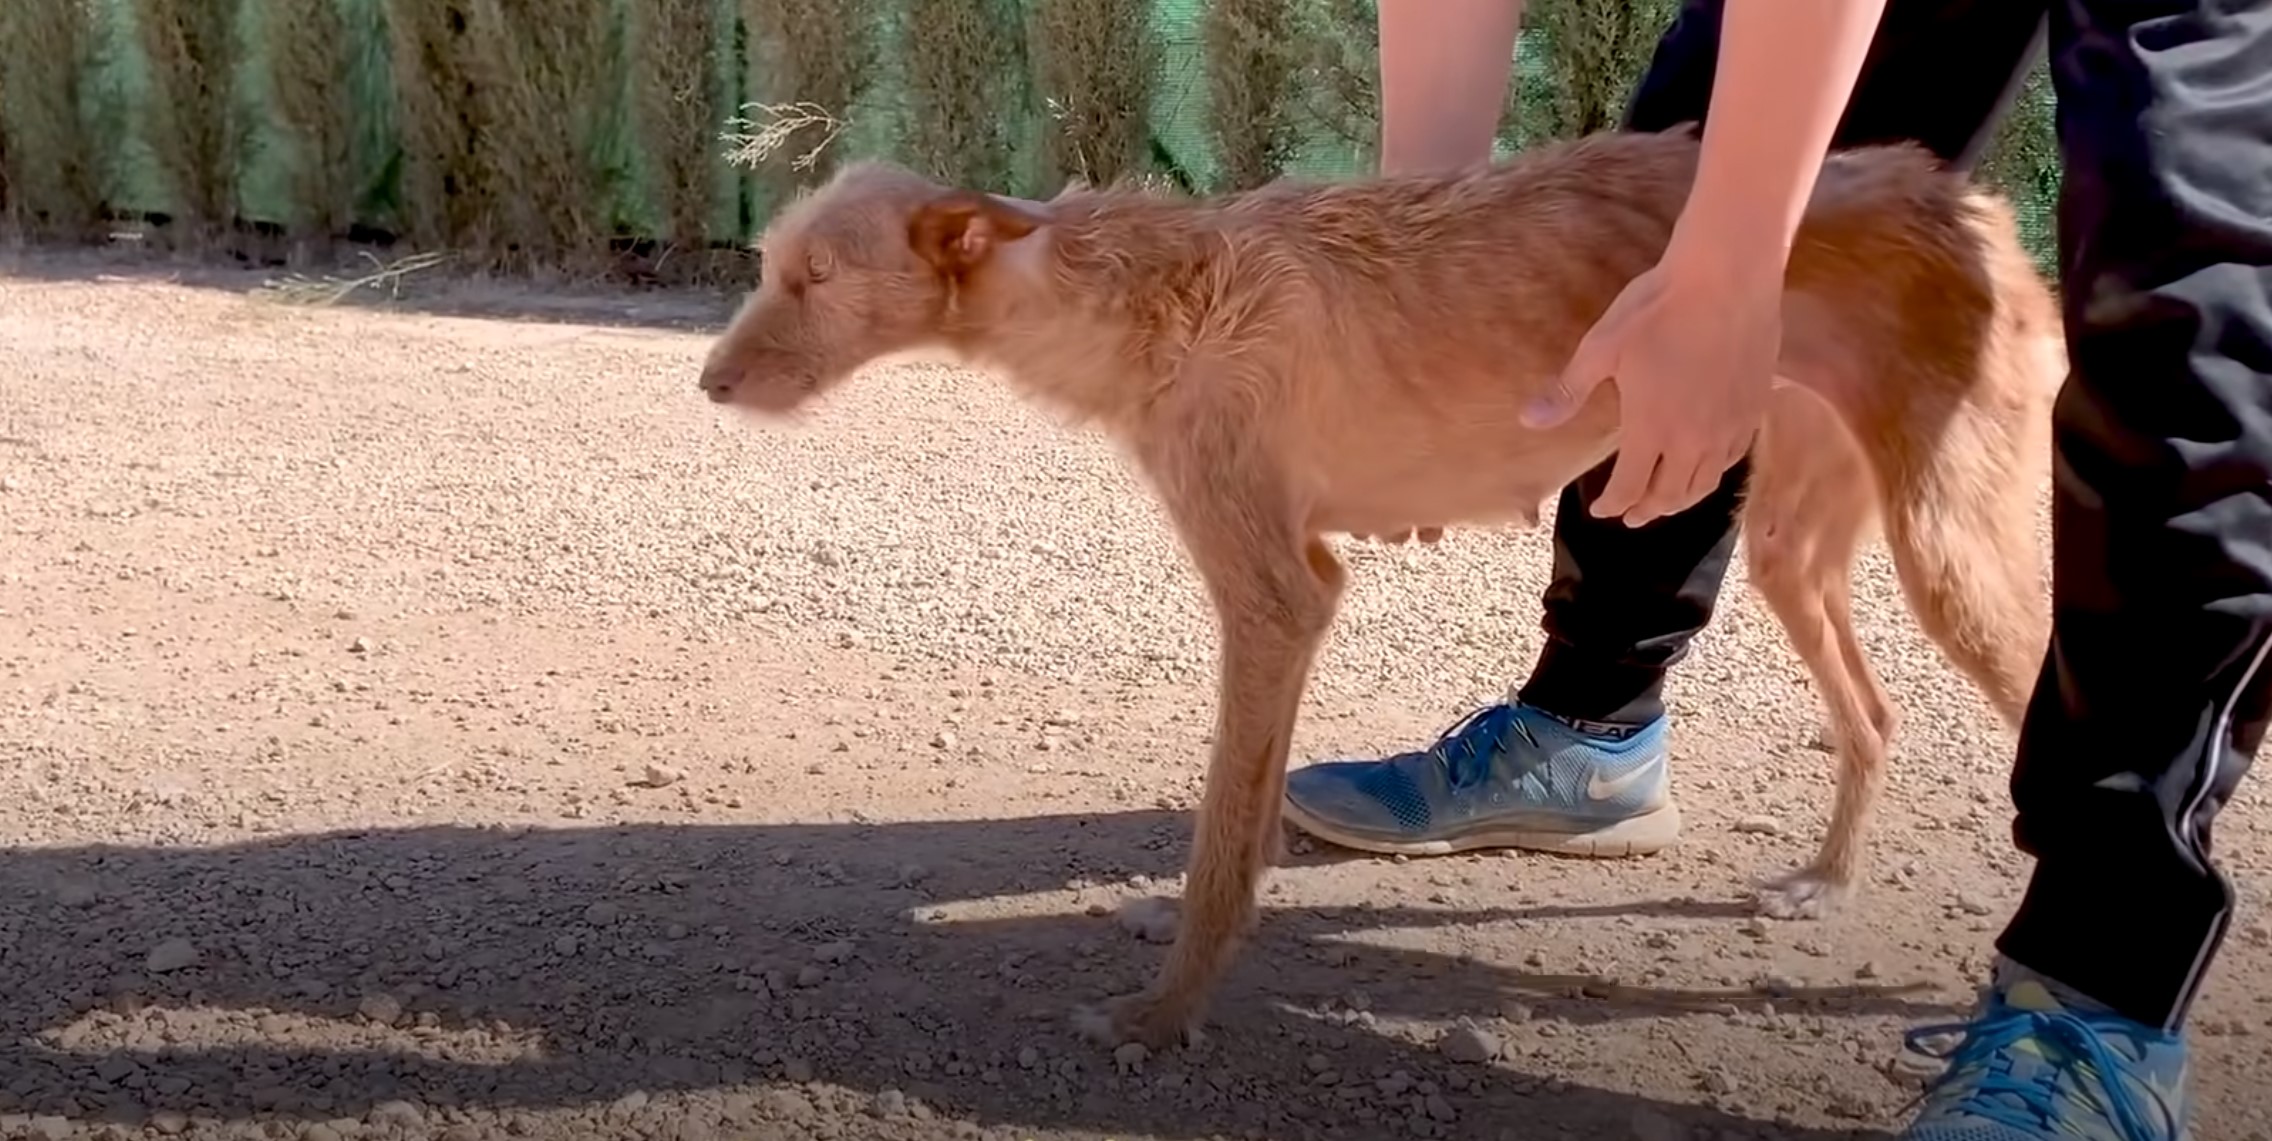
[698, 361, 738, 401]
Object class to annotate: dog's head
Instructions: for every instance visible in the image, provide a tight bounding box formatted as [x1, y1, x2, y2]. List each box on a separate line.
[698, 162, 1054, 414]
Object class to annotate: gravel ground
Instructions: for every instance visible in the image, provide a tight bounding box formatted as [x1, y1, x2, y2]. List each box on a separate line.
[3, 250, 2271, 1141]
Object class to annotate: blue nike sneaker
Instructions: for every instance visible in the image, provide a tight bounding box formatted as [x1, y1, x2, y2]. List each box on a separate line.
[1280, 700, 1678, 857]
[1899, 963, 2191, 1141]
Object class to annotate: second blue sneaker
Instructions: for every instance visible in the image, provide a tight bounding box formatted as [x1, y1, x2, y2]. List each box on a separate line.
[1899, 962, 2191, 1140]
[1281, 700, 1678, 857]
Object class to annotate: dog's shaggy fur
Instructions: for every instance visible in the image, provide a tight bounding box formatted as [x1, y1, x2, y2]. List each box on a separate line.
[698, 126, 2062, 1048]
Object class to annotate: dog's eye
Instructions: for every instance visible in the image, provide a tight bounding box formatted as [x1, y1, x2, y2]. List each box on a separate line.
[806, 254, 832, 284]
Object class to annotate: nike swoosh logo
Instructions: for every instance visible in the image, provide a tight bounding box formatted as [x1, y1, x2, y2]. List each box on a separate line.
[1586, 762, 1658, 801]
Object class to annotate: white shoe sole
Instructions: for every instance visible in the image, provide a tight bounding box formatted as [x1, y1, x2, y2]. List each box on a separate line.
[1280, 799, 1682, 859]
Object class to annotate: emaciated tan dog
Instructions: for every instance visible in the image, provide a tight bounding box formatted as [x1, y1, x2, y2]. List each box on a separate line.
[697, 126, 2061, 1049]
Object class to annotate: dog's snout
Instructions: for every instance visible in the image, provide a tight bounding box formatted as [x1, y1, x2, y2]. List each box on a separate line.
[698, 360, 739, 402]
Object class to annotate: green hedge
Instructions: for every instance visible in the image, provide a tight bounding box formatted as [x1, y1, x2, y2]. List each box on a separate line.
[0, 0, 2061, 271]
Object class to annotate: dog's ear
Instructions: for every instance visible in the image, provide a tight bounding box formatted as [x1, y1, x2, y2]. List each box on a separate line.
[908, 192, 1050, 278]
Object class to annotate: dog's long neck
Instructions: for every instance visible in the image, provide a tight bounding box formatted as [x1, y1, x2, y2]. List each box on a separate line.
[944, 190, 1238, 429]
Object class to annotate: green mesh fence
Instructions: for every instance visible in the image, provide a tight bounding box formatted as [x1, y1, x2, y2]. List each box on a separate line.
[50, 0, 2060, 265]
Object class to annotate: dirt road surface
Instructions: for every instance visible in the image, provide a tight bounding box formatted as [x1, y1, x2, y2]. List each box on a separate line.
[4, 251, 2270, 1141]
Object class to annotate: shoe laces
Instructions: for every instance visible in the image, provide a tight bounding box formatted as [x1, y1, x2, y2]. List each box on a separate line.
[1423, 704, 1534, 790]
[1901, 1002, 2178, 1141]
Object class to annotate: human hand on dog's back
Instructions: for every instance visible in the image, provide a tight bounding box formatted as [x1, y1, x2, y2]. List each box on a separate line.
[1520, 0, 1890, 527]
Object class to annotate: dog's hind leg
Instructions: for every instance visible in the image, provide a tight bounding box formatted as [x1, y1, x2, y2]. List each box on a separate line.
[1746, 390, 1900, 920]
[1076, 404, 1344, 1050]
[1878, 409, 2050, 732]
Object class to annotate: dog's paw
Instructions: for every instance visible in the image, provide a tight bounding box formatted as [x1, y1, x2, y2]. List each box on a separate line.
[1755, 868, 1850, 920]
[1073, 991, 1207, 1051]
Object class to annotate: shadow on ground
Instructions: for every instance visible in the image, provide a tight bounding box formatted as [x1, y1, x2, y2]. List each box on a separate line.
[0, 245, 743, 335]
[0, 811, 1944, 1140]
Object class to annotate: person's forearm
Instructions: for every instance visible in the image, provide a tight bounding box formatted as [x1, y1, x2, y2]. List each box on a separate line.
[1376, 0, 1526, 174]
[1666, 0, 1887, 279]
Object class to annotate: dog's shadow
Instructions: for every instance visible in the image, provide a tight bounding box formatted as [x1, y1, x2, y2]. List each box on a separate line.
[0, 811, 1944, 1139]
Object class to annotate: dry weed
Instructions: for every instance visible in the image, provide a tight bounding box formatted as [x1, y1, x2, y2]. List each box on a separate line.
[136, 0, 248, 239]
[1026, 0, 1159, 188]
[267, 0, 360, 244]
[740, 0, 878, 200]
[0, 0, 117, 240]
[254, 248, 451, 305]
[901, 0, 1022, 191]
[1202, 0, 1304, 190]
[631, 0, 727, 257]
[722, 101, 849, 173]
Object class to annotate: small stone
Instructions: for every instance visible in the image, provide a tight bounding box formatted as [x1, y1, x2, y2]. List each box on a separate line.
[369, 1100, 423, 1129]
[1438, 1025, 1501, 1064]
[1734, 815, 1784, 836]
[1855, 960, 1882, 980]
[1826, 1090, 1875, 1119]
[609, 1091, 650, 1119]
[781, 1057, 814, 1082]
[348, 636, 372, 654]
[150, 1113, 190, 1136]
[762, 1089, 813, 1119]
[302, 1126, 345, 1141]
[1699, 1068, 1735, 1095]
[796, 965, 826, 987]
[27, 1116, 73, 1141]
[871, 1089, 907, 1117]
[144, 938, 199, 973]
[813, 941, 854, 964]
[931, 731, 955, 750]
[584, 901, 623, 926]
[357, 992, 403, 1025]
[1112, 1042, 1149, 1072]
[1955, 891, 1994, 916]
[1116, 897, 1178, 944]
[640, 763, 685, 788]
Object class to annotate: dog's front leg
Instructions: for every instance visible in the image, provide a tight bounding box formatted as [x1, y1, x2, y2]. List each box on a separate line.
[1077, 415, 1344, 1049]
